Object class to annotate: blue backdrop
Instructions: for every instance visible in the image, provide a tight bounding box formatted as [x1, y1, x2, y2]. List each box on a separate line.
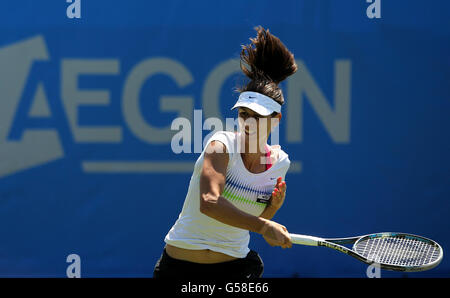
[0, 0, 449, 277]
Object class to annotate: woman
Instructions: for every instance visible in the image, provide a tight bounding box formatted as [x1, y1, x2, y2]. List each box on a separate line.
[154, 26, 298, 278]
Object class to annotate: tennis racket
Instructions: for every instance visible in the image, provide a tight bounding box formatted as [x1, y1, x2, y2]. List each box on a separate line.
[289, 232, 443, 272]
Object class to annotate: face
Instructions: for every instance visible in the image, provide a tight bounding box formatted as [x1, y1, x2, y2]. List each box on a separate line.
[237, 107, 281, 141]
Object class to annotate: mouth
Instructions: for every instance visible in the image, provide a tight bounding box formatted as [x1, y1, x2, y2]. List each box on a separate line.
[244, 128, 257, 136]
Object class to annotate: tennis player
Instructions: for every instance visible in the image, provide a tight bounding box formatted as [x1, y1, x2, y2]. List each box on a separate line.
[153, 26, 298, 278]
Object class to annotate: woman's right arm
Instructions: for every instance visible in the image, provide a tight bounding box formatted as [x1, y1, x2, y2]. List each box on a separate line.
[199, 140, 292, 249]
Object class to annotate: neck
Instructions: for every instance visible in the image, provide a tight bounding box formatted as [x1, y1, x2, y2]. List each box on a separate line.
[239, 133, 268, 168]
[239, 133, 267, 153]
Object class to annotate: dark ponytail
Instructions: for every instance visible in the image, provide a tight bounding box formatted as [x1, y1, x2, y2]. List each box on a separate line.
[238, 26, 298, 106]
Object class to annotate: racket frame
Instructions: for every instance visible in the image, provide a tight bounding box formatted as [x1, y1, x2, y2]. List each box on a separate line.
[290, 232, 443, 272]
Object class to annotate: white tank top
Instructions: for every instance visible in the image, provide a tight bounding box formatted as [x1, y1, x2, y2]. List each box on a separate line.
[164, 131, 291, 258]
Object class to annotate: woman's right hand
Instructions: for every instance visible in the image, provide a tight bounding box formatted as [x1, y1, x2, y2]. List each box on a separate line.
[259, 218, 292, 249]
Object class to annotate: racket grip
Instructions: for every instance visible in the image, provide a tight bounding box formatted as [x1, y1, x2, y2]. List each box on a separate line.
[290, 234, 322, 246]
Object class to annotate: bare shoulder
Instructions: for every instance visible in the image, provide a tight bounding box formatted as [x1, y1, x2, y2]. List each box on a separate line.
[203, 141, 229, 174]
[205, 140, 228, 155]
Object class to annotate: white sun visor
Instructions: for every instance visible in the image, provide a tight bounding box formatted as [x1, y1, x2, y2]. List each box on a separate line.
[231, 91, 281, 116]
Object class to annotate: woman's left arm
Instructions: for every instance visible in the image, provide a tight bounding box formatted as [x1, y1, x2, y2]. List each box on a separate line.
[260, 177, 286, 220]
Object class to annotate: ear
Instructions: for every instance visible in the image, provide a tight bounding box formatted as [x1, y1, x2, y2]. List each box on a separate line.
[277, 113, 282, 121]
[270, 113, 282, 129]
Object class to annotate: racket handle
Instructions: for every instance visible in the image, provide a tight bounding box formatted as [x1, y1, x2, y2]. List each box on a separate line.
[290, 234, 322, 246]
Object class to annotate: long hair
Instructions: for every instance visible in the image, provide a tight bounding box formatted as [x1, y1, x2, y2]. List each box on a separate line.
[237, 26, 298, 107]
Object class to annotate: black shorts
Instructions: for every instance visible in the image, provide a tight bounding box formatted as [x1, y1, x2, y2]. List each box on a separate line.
[153, 248, 264, 279]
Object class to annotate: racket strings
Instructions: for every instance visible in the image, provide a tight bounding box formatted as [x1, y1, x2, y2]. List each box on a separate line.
[354, 236, 440, 267]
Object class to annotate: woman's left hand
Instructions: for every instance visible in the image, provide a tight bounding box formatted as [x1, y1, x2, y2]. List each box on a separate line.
[270, 177, 286, 210]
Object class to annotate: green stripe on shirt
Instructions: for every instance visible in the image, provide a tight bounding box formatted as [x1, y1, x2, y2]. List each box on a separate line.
[222, 188, 267, 207]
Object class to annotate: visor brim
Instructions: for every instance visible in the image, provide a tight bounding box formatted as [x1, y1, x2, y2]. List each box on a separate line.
[231, 102, 274, 116]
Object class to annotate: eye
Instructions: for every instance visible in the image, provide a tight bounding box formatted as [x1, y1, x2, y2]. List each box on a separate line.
[239, 111, 249, 118]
